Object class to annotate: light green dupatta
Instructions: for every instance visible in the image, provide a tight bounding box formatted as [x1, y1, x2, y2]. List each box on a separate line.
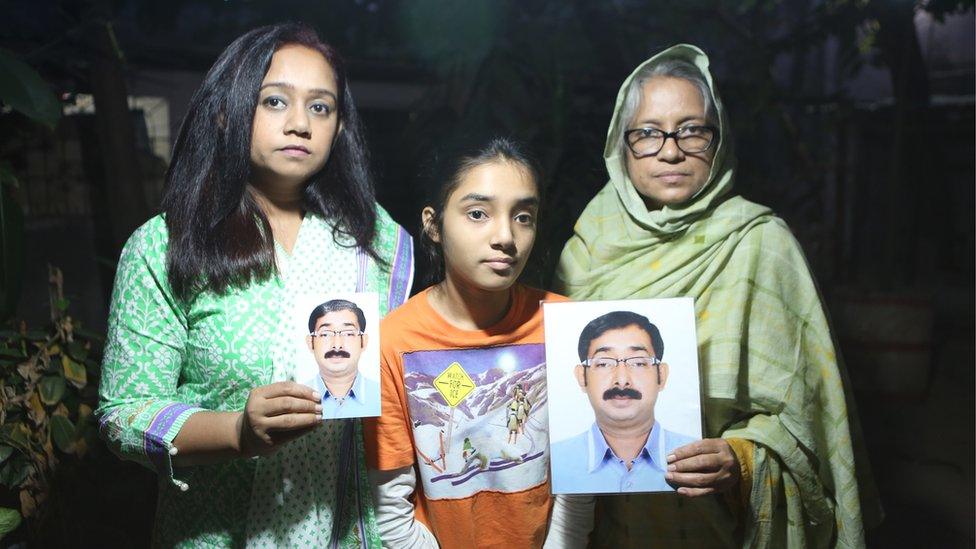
[555, 45, 880, 548]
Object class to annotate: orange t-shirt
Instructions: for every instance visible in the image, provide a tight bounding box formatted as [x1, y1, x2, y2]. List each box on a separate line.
[364, 284, 566, 549]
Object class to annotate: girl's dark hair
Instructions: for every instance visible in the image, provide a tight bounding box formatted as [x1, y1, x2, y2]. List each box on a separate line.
[419, 136, 542, 285]
[161, 22, 379, 301]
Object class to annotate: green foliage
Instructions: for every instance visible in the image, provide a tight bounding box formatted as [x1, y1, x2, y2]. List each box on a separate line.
[0, 268, 103, 537]
[0, 48, 61, 131]
[37, 376, 66, 406]
[48, 416, 75, 454]
[0, 507, 21, 540]
[0, 455, 29, 488]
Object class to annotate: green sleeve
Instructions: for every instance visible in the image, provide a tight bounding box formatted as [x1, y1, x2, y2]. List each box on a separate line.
[95, 218, 205, 488]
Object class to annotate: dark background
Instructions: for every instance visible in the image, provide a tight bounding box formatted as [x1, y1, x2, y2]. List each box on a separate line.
[0, 0, 973, 547]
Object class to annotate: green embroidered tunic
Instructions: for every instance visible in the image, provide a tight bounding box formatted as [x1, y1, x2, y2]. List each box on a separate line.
[97, 209, 413, 548]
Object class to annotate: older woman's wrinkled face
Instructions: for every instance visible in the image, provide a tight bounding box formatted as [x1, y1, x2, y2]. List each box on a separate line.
[624, 77, 715, 210]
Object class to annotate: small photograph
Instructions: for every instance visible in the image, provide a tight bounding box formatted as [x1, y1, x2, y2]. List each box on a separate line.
[292, 292, 380, 419]
[544, 298, 702, 495]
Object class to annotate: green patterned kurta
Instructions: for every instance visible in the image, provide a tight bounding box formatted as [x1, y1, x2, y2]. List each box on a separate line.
[97, 209, 414, 548]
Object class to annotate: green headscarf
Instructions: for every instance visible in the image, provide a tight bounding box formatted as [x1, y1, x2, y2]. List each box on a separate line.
[555, 45, 880, 548]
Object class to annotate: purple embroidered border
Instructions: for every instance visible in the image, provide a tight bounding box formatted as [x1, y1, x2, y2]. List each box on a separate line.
[144, 403, 195, 473]
[97, 412, 113, 434]
[387, 227, 413, 308]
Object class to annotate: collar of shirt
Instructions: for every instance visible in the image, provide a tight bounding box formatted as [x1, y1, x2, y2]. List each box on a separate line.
[313, 372, 367, 406]
[587, 420, 665, 473]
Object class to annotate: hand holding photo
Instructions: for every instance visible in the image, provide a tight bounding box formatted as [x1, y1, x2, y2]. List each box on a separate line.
[294, 292, 381, 419]
[544, 298, 702, 495]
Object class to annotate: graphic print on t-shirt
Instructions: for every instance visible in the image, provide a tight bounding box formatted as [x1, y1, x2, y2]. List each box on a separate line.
[402, 344, 548, 500]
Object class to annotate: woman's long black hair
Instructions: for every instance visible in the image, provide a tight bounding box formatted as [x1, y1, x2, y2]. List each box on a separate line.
[161, 22, 379, 301]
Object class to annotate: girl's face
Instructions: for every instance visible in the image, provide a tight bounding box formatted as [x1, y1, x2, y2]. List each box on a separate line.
[250, 44, 340, 188]
[428, 160, 539, 293]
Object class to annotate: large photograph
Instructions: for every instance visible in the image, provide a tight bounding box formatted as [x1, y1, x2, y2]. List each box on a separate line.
[292, 292, 381, 419]
[544, 298, 702, 494]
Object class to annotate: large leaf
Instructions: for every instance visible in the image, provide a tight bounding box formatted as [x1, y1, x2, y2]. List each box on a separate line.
[0, 456, 29, 488]
[28, 392, 45, 424]
[61, 354, 86, 388]
[37, 375, 65, 405]
[0, 446, 12, 465]
[0, 423, 29, 451]
[0, 171, 24, 324]
[49, 415, 75, 453]
[0, 507, 21, 540]
[66, 340, 88, 361]
[0, 48, 60, 130]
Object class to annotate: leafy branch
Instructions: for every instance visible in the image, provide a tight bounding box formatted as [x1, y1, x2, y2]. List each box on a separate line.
[0, 266, 102, 541]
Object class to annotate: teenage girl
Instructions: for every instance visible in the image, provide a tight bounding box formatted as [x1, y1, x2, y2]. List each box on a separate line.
[364, 137, 591, 548]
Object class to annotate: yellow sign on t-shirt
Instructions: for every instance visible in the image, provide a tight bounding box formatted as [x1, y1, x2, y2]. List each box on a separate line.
[433, 362, 475, 406]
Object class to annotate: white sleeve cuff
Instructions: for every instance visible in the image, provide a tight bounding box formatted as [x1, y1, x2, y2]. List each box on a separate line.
[368, 466, 439, 549]
[544, 494, 595, 549]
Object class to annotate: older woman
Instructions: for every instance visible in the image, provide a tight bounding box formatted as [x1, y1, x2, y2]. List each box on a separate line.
[555, 45, 880, 547]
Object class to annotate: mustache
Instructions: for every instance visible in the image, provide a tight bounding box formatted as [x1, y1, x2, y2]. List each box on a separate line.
[603, 387, 642, 400]
[323, 350, 351, 359]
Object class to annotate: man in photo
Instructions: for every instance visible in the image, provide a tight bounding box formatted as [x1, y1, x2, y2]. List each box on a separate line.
[550, 310, 694, 493]
[305, 299, 378, 419]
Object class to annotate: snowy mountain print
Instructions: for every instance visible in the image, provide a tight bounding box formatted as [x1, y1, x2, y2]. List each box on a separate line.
[402, 344, 550, 500]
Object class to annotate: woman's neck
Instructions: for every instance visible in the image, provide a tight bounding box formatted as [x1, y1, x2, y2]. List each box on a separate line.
[249, 180, 304, 253]
[428, 276, 513, 331]
[250, 178, 303, 218]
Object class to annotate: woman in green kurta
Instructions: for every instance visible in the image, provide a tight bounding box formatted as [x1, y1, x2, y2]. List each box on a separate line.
[555, 45, 881, 547]
[96, 24, 413, 547]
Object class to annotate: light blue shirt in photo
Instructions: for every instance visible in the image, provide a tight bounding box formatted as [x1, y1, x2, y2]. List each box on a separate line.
[550, 421, 696, 494]
[308, 372, 380, 419]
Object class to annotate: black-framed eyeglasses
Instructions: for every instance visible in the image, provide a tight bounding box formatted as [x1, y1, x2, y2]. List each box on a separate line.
[624, 125, 718, 157]
[309, 329, 364, 340]
[583, 355, 662, 370]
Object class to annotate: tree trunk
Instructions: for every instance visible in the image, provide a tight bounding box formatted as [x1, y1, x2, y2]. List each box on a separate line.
[87, 19, 150, 255]
[874, 2, 930, 288]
